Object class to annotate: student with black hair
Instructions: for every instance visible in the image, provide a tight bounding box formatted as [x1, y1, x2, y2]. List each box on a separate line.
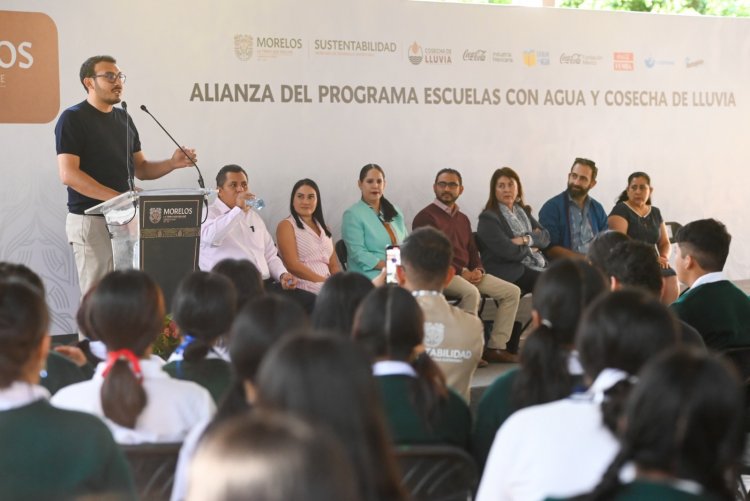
[552, 348, 744, 501]
[601, 240, 705, 349]
[585, 229, 630, 273]
[671, 218, 750, 350]
[342, 164, 408, 280]
[311, 271, 374, 335]
[353, 285, 471, 448]
[211, 258, 265, 309]
[171, 294, 307, 501]
[52, 270, 215, 443]
[473, 258, 608, 469]
[163, 271, 236, 403]
[257, 334, 408, 501]
[0, 280, 135, 499]
[0, 261, 91, 393]
[216, 295, 308, 426]
[477, 289, 680, 501]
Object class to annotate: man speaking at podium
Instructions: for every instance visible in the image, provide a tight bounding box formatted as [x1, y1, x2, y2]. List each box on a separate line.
[55, 55, 197, 297]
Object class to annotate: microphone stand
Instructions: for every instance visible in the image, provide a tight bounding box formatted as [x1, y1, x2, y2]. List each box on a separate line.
[121, 101, 136, 195]
[139, 105, 205, 189]
[118, 101, 137, 224]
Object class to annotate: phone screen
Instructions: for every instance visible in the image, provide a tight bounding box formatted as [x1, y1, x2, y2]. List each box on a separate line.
[385, 245, 401, 284]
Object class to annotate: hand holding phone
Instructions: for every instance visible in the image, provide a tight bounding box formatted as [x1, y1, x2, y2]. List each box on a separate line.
[385, 245, 401, 284]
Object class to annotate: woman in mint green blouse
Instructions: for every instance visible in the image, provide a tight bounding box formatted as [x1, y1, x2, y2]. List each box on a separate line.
[342, 164, 408, 279]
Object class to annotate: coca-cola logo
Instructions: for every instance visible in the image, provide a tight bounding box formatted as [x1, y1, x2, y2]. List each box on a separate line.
[560, 52, 602, 66]
[560, 53, 583, 64]
[463, 49, 487, 62]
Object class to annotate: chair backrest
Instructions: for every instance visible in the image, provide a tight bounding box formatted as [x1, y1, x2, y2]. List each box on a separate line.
[395, 444, 479, 501]
[665, 221, 683, 244]
[121, 442, 181, 501]
[335, 239, 348, 270]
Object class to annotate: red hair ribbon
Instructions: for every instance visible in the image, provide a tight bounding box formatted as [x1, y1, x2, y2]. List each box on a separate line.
[102, 349, 143, 381]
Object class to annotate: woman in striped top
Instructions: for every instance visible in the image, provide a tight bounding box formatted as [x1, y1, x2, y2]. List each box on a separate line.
[277, 179, 340, 294]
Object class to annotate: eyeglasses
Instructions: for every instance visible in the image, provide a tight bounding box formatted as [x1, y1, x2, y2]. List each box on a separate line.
[436, 181, 460, 189]
[92, 72, 126, 83]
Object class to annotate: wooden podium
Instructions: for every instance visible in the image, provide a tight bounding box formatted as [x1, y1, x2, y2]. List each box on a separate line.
[85, 188, 209, 308]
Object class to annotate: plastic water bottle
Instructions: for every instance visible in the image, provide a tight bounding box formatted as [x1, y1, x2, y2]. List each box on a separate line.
[245, 197, 265, 210]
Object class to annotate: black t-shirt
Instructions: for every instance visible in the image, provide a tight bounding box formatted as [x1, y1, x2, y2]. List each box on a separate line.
[55, 100, 142, 214]
[609, 201, 663, 245]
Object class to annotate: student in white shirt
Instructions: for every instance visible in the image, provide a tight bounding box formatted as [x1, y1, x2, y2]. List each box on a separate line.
[52, 270, 215, 444]
[477, 290, 680, 501]
[566, 348, 743, 501]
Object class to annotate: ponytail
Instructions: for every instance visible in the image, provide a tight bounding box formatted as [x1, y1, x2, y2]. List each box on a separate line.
[353, 286, 445, 429]
[379, 196, 398, 223]
[583, 445, 632, 501]
[409, 351, 448, 428]
[600, 379, 634, 434]
[101, 356, 147, 429]
[511, 324, 572, 411]
[183, 337, 211, 363]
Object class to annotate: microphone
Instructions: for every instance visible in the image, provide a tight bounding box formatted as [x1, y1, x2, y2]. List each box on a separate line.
[121, 101, 136, 194]
[139, 105, 205, 189]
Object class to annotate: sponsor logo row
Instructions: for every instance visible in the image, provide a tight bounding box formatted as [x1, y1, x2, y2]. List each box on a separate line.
[233, 34, 705, 70]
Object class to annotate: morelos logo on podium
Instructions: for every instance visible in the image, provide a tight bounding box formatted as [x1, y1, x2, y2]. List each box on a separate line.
[142, 199, 199, 232]
[149, 207, 163, 224]
[0, 11, 59, 123]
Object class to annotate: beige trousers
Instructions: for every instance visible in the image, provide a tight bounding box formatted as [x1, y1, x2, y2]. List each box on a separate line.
[66, 213, 114, 297]
[444, 273, 521, 350]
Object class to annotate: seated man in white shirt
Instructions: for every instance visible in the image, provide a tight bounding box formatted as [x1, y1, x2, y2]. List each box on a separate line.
[200, 164, 314, 312]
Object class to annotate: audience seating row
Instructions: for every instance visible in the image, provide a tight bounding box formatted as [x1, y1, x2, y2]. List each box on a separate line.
[123, 442, 479, 501]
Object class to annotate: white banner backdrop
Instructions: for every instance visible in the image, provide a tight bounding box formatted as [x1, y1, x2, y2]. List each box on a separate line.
[1, 0, 749, 334]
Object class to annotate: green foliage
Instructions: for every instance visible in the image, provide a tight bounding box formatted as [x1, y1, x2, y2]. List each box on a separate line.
[152, 314, 180, 359]
[559, 0, 750, 16]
